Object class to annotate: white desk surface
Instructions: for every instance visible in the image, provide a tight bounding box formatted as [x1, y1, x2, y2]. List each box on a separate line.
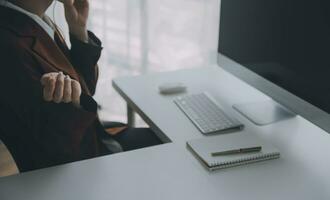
[1, 66, 330, 200]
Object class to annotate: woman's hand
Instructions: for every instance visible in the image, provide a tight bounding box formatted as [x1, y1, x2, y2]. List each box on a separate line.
[58, 0, 90, 42]
[41, 72, 82, 107]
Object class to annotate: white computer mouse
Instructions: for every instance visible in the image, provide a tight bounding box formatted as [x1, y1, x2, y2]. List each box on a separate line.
[158, 82, 187, 95]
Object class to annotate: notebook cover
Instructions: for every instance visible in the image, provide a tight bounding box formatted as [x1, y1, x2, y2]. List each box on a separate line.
[187, 133, 280, 171]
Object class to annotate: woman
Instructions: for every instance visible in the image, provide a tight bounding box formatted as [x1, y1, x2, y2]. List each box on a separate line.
[0, 0, 161, 172]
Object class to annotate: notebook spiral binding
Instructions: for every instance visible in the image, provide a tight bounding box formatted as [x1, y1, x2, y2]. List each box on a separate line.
[209, 152, 280, 170]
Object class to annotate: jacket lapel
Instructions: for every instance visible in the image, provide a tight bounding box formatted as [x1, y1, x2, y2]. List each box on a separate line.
[31, 36, 80, 82]
[0, 6, 80, 81]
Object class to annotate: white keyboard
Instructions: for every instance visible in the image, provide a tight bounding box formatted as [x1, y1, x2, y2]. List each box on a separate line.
[174, 93, 244, 135]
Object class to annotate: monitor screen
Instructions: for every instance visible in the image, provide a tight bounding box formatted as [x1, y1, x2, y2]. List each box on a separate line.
[218, 0, 330, 114]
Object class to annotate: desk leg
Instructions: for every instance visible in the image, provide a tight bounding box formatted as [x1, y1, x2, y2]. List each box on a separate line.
[127, 104, 135, 127]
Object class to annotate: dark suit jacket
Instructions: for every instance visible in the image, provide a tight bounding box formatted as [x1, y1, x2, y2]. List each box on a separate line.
[0, 6, 109, 172]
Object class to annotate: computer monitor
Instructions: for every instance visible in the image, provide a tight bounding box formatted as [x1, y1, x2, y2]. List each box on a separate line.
[217, 0, 330, 133]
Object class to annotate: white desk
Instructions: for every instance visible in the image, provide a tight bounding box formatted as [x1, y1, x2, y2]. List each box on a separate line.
[1, 66, 330, 200]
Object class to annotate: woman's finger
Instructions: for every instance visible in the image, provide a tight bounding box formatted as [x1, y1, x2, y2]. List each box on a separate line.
[40, 72, 58, 86]
[53, 72, 65, 103]
[57, 0, 74, 6]
[43, 76, 56, 102]
[71, 80, 81, 106]
[63, 75, 72, 103]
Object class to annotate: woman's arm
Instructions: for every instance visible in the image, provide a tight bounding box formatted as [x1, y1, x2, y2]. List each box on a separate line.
[59, 0, 102, 95]
[59, 0, 90, 42]
[69, 32, 102, 96]
[0, 40, 99, 167]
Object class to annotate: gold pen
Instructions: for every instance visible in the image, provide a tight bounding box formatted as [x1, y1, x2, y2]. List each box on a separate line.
[211, 146, 262, 156]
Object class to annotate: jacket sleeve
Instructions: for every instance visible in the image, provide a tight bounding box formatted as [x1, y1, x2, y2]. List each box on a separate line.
[69, 31, 103, 95]
[0, 41, 99, 166]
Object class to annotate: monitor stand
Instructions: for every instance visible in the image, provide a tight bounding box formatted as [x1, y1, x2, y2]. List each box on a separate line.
[233, 100, 297, 126]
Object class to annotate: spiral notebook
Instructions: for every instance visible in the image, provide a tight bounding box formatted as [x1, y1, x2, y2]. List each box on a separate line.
[187, 133, 280, 171]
